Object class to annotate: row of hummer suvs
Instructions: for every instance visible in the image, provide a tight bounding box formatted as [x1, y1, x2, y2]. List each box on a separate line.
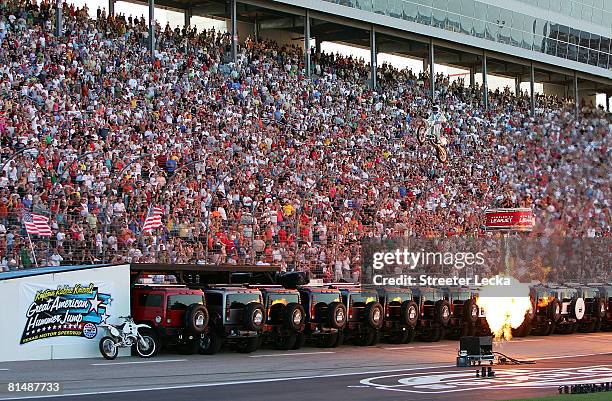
[515, 284, 612, 336]
[129, 282, 612, 355]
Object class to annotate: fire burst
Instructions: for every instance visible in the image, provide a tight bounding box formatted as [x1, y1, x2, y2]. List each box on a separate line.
[537, 296, 554, 308]
[476, 279, 532, 341]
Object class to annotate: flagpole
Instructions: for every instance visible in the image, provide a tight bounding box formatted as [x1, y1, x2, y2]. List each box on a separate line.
[26, 231, 38, 268]
[140, 204, 160, 261]
[46, 209, 51, 266]
[140, 204, 153, 240]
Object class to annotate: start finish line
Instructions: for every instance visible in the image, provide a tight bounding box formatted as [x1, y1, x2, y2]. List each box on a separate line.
[359, 365, 612, 394]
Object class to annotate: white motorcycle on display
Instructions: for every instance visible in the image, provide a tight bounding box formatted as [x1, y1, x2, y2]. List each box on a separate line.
[98, 315, 158, 360]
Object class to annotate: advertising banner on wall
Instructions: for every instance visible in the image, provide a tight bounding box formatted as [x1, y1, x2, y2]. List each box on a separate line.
[484, 208, 535, 231]
[0, 264, 130, 362]
[20, 282, 113, 345]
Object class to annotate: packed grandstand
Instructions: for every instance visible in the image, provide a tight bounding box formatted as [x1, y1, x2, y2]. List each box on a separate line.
[0, 0, 609, 280]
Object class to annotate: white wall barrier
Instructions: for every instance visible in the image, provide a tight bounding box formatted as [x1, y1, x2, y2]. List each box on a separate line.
[0, 264, 130, 362]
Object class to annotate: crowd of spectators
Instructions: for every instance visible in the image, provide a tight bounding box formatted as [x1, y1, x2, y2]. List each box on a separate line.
[0, 0, 609, 282]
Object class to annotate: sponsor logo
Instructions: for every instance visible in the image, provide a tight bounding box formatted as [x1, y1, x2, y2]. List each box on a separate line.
[82, 323, 98, 339]
[21, 283, 111, 344]
[484, 208, 535, 231]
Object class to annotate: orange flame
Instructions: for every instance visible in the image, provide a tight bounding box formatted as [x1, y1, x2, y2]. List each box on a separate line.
[537, 296, 553, 308]
[476, 279, 532, 341]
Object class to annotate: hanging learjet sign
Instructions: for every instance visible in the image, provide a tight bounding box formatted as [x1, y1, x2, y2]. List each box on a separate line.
[484, 208, 535, 231]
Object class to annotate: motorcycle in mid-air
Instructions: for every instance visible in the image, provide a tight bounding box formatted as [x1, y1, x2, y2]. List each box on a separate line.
[98, 315, 157, 360]
[415, 118, 448, 163]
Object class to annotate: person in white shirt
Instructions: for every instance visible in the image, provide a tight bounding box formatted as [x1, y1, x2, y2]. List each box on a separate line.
[50, 249, 63, 266]
[113, 201, 125, 215]
[107, 235, 118, 251]
[56, 229, 66, 248]
[272, 246, 282, 263]
[6, 161, 17, 182]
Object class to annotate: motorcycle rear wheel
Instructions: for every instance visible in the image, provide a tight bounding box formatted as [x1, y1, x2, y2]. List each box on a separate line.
[435, 144, 448, 163]
[99, 336, 119, 360]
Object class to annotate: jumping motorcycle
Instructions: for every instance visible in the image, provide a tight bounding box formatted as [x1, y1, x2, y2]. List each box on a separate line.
[98, 315, 157, 360]
[415, 118, 448, 163]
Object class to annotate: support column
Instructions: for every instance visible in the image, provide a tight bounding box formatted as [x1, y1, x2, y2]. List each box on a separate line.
[607, 95, 610, 112]
[422, 58, 428, 74]
[184, 8, 191, 27]
[469, 67, 475, 88]
[304, 10, 311, 77]
[55, 0, 62, 37]
[231, 0, 237, 63]
[530, 63, 535, 115]
[515, 75, 521, 97]
[429, 38, 434, 100]
[108, 0, 114, 16]
[482, 51, 488, 110]
[573, 72, 579, 117]
[370, 26, 377, 90]
[254, 15, 259, 43]
[148, 0, 155, 57]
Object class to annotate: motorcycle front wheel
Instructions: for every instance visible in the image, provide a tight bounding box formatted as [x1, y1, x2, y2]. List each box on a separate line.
[416, 124, 427, 145]
[135, 335, 157, 358]
[99, 336, 119, 360]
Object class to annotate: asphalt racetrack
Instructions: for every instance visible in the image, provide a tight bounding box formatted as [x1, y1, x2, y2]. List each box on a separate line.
[1, 332, 610, 401]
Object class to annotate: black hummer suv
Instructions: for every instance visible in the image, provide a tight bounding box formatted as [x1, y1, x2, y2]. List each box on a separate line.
[201, 286, 266, 354]
[530, 285, 561, 336]
[377, 287, 418, 343]
[571, 285, 607, 333]
[413, 287, 451, 342]
[598, 285, 612, 331]
[258, 286, 306, 350]
[335, 285, 384, 346]
[131, 284, 209, 355]
[550, 286, 586, 334]
[298, 286, 347, 348]
[444, 287, 483, 339]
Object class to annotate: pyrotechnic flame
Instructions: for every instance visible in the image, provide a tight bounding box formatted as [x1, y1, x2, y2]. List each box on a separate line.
[476, 278, 532, 341]
[537, 296, 553, 308]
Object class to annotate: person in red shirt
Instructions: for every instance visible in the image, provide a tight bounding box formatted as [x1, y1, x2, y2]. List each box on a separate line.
[0, 198, 8, 225]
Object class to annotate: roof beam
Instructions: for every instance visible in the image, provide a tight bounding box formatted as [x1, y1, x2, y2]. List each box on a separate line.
[315, 30, 369, 44]
[259, 16, 302, 30]
[192, 3, 227, 16]
[120, 0, 186, 13]
[375, 41, 427, 54]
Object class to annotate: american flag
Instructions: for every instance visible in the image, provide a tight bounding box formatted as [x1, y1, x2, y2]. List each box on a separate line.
[22, 211, 52, 237]
[142, 206, 164, 232]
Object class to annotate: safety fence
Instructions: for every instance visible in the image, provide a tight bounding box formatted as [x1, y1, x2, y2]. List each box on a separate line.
[0, 209, 374, 278]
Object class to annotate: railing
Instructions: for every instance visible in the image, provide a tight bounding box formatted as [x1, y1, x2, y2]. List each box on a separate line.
[1, 209, 608, 284]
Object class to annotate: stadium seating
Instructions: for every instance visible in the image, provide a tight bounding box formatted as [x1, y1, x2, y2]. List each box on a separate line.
[0, 1, 609, 281]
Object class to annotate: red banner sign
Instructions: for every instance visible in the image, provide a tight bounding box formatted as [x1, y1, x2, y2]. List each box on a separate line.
[484, 208, 535, 231]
